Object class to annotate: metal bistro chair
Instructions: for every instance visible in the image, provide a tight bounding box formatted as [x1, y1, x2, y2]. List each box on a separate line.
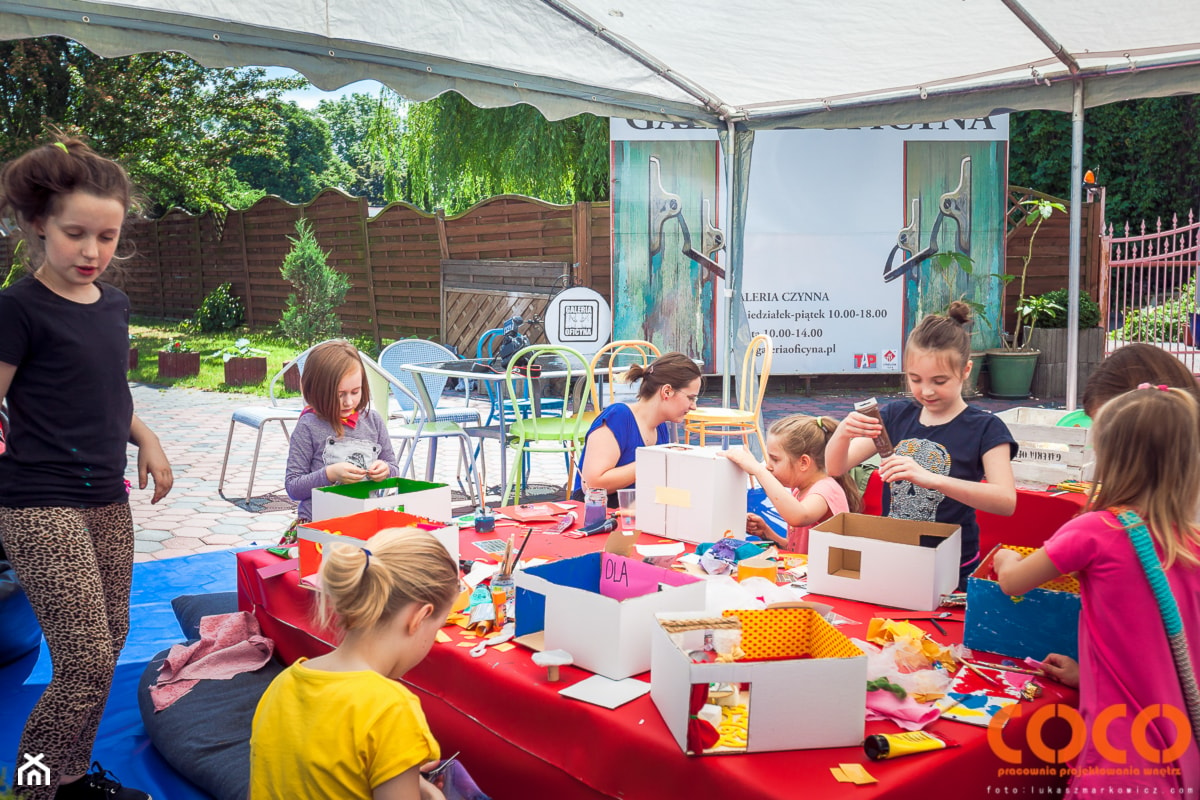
[684, 333, 774, 455]
[364, 352, 481, 508]
[501, 344, 592, 506]
[582, 339, 661, 426]
[217, 346, 318, 499]
[378, 338, 482, 493]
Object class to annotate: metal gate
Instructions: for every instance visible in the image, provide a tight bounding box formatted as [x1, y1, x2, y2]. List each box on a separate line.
[1101, 212, 1200, 372]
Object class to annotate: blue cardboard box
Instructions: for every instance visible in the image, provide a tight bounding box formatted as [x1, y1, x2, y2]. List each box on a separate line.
[964, 544, 1080, 661]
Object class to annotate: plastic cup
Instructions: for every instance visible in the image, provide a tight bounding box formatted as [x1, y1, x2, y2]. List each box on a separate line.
[617, 488, 637, 533]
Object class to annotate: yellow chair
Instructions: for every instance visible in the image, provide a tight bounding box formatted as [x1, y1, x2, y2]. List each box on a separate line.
[684, 334, 773, 454]
[582, 340, 661, 425]
[502, 344, 593, 506]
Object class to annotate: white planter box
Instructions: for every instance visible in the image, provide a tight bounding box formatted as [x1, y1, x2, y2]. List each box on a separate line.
[995, 407, 1094, 488]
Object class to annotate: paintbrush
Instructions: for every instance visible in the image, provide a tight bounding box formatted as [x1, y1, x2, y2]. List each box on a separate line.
[961, 659, 1003, 687]
[962, 659, 1045, 677]
[499, 533, 514, 577]
[511, 527, 534, 572]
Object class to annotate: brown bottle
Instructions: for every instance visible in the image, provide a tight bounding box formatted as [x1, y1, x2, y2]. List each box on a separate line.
[853, 398, 895, 458]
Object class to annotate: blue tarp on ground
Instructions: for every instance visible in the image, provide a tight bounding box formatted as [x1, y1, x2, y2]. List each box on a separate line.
[1, 551, 237, 799]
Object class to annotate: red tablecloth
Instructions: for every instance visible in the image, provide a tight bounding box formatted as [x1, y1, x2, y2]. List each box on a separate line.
[238, 494, 1083, 800]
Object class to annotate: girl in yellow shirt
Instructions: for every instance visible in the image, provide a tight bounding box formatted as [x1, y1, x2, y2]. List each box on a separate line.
[250, 528, 460, 800]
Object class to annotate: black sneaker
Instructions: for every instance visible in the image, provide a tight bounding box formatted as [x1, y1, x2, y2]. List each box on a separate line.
[55, 763, 152, 800]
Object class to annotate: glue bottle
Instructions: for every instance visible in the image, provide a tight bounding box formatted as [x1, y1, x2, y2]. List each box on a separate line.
[853, 397, 895, 458]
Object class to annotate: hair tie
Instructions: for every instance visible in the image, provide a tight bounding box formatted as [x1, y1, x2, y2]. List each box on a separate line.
[814, 417, 826, 433]
[53, 142, 69, 154]
[361, 548, 372, 569]
[1137, 382, 1169, 392]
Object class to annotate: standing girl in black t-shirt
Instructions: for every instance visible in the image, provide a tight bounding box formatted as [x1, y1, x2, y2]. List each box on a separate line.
[826, 302, 1017, 588]
[0, 138, 172, 800]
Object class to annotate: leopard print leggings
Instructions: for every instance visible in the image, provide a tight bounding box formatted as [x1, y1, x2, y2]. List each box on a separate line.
[0, 502, 133, 798]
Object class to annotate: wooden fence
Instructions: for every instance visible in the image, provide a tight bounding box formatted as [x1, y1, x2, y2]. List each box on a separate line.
[1003, 185, 1105, 329]
[0, 190, 611, 345]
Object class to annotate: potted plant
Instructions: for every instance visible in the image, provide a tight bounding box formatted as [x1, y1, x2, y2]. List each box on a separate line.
[157, 339, 200, 379]
[1025, 288, 1104, 400]
[209, 337, 270, 386]
[986, 197, 1065, 398]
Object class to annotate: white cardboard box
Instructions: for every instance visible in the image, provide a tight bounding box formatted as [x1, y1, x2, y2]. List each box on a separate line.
[651, 609, 866, 754]
[807, 512, 961, 611]
[635, 444, 747, 544]
[312, 477, 452, 523]
[513, 552, 707, 680]
[298, 509, 459, 580]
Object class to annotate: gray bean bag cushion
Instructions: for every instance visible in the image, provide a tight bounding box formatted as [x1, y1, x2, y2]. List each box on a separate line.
[138, 593, 283, 800]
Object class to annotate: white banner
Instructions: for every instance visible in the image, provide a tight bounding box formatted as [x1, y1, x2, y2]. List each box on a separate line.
[610, 116, 1009, 374]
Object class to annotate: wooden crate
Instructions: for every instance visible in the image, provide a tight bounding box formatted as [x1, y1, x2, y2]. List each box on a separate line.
[995, 407, 1093, 488]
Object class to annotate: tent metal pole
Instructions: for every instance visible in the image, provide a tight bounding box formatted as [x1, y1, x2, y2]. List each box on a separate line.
[722, 117, 736, 408]
[1066, 80, 1085, 412]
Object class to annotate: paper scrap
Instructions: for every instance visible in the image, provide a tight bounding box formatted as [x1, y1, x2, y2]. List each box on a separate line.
[654, 486, 691, 508]
[838, 764, 878, 785]
[435, 630, 452, 643]
[456, 641, 476, 648]
[635, 542, 686, 558]
[464, 560, 500, 588]
[494, 643, 515, 652]
[558, 675, 651, 709]
[472, 539, 508, 554]
[831, 768, 851, 783]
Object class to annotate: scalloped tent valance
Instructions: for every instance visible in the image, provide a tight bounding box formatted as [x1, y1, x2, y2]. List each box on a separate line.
[6, 0, 1200, 128]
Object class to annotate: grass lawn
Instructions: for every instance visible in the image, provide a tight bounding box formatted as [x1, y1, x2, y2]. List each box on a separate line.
[128, 317, 305, 399]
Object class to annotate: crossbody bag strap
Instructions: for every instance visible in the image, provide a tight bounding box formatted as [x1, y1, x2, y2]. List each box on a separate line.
[1112, 506, 1200, 739]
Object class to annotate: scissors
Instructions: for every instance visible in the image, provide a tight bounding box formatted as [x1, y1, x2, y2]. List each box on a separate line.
[424, 751, 460, 782]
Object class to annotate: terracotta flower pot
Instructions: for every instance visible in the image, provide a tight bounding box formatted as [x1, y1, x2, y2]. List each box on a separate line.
[224, 356, 268, 386]
[283, 360, 301, 393]
[157, 351, 200, 379]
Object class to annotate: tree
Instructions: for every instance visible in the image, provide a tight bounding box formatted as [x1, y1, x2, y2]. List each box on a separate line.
[230, 101, 348, 204]
[0, 37, 305, 215]
[1010, 97, 1200, 226]
[315, 92, 408, 205]
[279, 219, 350, 346]
[399, 92, 608, 213]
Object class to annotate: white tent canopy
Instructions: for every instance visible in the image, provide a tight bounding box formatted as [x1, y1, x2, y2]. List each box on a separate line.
[7, 0, 1200, 407]
[8, 0, 1200, 127]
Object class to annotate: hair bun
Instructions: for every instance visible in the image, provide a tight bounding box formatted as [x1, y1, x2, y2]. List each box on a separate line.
[947, 300, 972, 325]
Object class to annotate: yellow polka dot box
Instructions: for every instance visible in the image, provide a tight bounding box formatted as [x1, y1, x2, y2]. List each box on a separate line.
[650, 607, 867, 755]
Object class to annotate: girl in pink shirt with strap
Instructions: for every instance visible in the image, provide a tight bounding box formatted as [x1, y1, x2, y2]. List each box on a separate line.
[721, 415, 861, 553]
[995, 385, 1200, 792]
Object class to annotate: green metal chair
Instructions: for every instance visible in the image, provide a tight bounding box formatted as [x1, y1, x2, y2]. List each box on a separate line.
[501, 344, 593, 506]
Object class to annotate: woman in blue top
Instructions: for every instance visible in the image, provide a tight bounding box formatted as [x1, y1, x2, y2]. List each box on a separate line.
[572, 352, 701, 506]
